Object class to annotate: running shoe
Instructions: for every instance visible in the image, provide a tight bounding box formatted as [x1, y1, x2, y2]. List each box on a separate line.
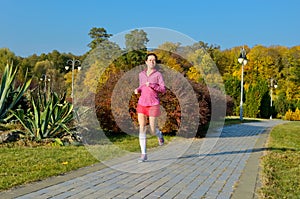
[138, 154, 147, 163]
[156, 130, 164, 146]
[158, 136, 164, 146]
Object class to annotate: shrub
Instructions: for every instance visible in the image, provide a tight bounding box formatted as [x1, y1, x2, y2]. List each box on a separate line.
[285, 108, 300, 121]
[0, 63, 31, 122]
[95, 67, 211, 137]
[12, 90, 75, 140]
[295, 108, 300, 120]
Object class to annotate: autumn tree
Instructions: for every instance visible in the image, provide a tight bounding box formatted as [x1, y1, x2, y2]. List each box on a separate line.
[81, 40, 122, 94]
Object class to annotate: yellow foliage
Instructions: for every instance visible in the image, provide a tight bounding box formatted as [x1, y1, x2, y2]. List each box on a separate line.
[64, 70, 79, 96]
[285, 108, 300, 121]
[155, 50, 183, 72]
[232, 70, 240, 77]
[285, 109, 293, 120]
[186, 66, 202, 82]
[244, 83, 250, 91]
[83, 60, 110, 93]
[286, 84, 298, 101]
[294, 108, 300, 121]
[164, 58, 182, 72]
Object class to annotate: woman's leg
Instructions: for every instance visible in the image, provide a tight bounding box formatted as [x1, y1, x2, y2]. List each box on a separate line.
[149, 116, 157, 135]
[138, 113, 147, 156]
[149, 116, 164, 145]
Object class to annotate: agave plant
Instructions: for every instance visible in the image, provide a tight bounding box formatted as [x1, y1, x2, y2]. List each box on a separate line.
[0, 62, 31, 122]
[12, 90, 75, 140]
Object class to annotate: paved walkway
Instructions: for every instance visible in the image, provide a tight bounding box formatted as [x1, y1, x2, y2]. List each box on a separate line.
[1, 120, 285, 199]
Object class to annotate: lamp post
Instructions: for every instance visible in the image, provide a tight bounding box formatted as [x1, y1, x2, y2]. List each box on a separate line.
[238, 47, 248, 121]
[65, 58, 81, 100]
[270, 78, 278, 119]
[40, 74, 51, 94]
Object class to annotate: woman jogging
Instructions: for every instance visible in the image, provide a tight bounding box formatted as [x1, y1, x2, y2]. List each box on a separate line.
[134, 53, 166, 163]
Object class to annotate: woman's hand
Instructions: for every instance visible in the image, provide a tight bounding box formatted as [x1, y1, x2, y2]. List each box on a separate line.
[134, 89, 138, 94]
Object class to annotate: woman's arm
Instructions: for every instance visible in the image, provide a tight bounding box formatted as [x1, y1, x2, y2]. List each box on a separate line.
[149, 73, 165, 93]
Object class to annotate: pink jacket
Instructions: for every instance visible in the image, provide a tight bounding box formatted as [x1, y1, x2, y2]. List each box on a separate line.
[136, 69, 165, 106]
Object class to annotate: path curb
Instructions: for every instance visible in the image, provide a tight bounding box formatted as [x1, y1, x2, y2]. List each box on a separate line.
[231, 126, 272, 199]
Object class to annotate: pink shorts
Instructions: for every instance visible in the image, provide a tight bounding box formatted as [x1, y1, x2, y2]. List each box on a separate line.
[137, 104, 161, 117]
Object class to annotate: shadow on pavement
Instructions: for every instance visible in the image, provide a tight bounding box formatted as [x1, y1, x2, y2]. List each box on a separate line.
[178, 147, 298, 159]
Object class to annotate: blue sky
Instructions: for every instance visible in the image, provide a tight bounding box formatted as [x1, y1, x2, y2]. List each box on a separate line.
[1, 0, 299, 57]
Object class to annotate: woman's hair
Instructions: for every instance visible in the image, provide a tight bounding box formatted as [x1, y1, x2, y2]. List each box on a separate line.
[145, 53, 157, 61]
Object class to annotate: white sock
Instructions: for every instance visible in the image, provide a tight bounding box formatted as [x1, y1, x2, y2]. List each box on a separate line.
[156, 128, 163, 139]
[139, 129, 147, 154]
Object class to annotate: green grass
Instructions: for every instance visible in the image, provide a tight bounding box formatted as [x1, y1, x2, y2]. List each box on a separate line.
[0, 134, 171, 191]
[0, 146, 98, 190]
[260, 121, 300, 199]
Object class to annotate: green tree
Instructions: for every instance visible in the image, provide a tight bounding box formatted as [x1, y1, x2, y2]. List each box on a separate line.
[113, 50, 147, 71]
[33, 59, 54, 77]
[158, 42, 181, 53]
[88, 27, 112, 50]
[224, 75, 241, 115]
[244, 78, 269, 118]
[82, 40, 122, 94]
[260, 91, 271, 118]
[212, 48, 227, 76]
[125, 29, 149, 51]
[0, 48, 18, 74]
[187, 48, 223, 88]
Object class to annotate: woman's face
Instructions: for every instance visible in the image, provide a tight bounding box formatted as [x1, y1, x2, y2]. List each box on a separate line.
[145, 55, 156, 69]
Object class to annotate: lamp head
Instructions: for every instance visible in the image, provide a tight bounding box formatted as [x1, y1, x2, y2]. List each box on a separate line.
[238, 54, 244, 64]
[238, 48, 248, 65]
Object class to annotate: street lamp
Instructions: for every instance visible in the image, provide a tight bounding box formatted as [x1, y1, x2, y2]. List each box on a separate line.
[65, 58, 81, 100]
[270, 78, 278, 119]
[40, 74, 51, 94]
[238, 47, 248, 121]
